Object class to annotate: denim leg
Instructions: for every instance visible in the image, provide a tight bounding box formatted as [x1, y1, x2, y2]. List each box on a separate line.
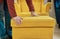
[4, 7, 12, 37]
[4, 0, 12, 37]
[54, 0, 60, 24]
[0, 19, 6, 38]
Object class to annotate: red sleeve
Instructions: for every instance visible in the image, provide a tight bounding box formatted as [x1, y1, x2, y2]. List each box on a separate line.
[0, 0, 3, 4]
[7, 0, 17, 18]
[26, 0, 35, 11]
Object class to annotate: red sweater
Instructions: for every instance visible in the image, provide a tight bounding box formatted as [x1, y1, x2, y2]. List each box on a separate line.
[7, 0, 34, 18]
[0, 0, 3, 3]
[26, 0, 35, 11]
[7, 0, 17, 18]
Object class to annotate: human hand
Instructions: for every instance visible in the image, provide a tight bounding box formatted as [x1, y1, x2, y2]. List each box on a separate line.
[31, 12, 39, 16]
[13, 16, 23, 25]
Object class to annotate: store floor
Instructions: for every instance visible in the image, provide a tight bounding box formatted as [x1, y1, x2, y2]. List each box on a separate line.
[53, 25, 60, 39]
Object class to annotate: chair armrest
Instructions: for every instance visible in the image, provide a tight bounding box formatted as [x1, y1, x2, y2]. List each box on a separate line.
[45, 2, 51, 12]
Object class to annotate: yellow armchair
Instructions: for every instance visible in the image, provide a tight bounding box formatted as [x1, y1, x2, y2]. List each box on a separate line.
[11, 0, 56, 39]
[14, 0, 51, 16]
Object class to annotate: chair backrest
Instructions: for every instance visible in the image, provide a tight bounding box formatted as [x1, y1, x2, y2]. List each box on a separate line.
[14, 0, 51, 16]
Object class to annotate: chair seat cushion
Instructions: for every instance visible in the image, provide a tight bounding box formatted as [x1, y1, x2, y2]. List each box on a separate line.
[11, 16, 56, 28]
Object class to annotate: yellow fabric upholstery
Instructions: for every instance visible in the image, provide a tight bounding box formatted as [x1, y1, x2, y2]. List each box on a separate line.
[12, 28, 54, 39]
[11, 16, 55, 28]
[14, 0, 51, 16]
[14, 0, 21, 13]
[12, 0, 56, 39]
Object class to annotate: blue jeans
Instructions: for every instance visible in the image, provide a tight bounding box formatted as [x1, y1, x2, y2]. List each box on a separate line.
[4, 0, 12, 36]
[0, 19, 6, 38]
[54, 0, 60, 24]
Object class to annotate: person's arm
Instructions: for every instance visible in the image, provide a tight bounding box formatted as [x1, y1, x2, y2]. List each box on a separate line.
[26, 0, 38, 16]
[0, 0, 3, 4]
[7, 0, 17, 18]
[7, 0, 22, 25]
[26, 0, 35, 11]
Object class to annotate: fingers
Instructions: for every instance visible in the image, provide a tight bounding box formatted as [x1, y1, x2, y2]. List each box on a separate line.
[13, 16, 23, 25]
[31, 13, 39, 16]
[15, 18, 22, 25]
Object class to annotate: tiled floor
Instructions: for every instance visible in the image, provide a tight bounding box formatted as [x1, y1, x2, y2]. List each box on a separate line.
[53, 26, 60, 39]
